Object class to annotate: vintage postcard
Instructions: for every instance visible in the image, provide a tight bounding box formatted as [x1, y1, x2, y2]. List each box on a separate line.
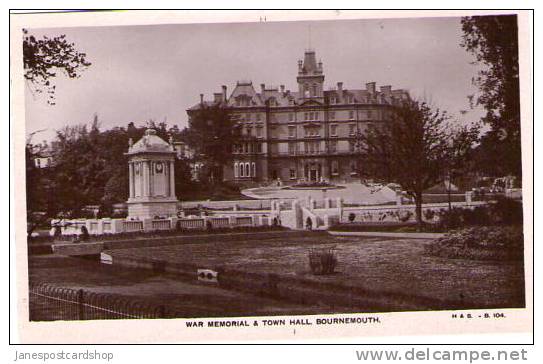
[10, 10, 533, 343]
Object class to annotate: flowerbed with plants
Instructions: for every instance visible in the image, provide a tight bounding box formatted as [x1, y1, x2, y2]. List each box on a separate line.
[425, 226, 524, 261]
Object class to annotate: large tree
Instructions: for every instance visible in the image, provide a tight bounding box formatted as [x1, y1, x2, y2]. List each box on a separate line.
[184, 105, 238, 183]
[461, 15, 521, 176]
[356, 100, 477, 227]
[23, 29, 91, 105]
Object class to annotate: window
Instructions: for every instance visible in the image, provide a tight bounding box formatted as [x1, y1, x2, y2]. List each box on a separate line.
[256, 127, 262, 138]
[239, 162, 244, 177]
[289, 113, 294, 122]
[234, 162, 239, 178]
[252, 162, 256, 178]
[350, 161, 358, 175]
[330, 97, 336, 105]
[329, 111, 335, 120]
[289, 169, 296, 179]
[312, 84, 317, 97]
[347, 95, 354, 104]
[330, 124, 338, 136]
[245, 163, 251, 177]
[289, 142, 296, 155]
[256, 113, 261, 122]
[288, 126, 296, 138]
[246, 127, 252, 136]
[329, 140, 337, 153]
[256, 143, 262, 153]
[349, 110, 355, 120]
[349, 141, 356, 152]
[331, 160, 339, 175]
[367, 110, 373, 120]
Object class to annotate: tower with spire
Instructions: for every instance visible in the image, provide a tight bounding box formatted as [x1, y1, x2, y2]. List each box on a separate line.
[297, 49, 324, 102]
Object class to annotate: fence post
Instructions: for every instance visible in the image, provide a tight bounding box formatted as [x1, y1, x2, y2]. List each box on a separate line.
[77, 289, 85, 320]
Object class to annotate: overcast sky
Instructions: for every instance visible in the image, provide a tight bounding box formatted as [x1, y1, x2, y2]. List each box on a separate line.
[24, 16, 485, 142]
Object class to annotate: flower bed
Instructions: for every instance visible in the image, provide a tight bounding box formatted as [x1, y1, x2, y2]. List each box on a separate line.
[425, 226, 524, 261]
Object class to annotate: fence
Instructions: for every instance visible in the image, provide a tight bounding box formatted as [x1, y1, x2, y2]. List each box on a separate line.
[29, 283, 167, 321]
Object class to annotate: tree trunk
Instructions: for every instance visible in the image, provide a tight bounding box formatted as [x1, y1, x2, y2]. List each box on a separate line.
[415, 191, 423, 231]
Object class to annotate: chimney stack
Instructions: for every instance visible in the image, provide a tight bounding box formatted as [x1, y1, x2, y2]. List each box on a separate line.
[222, 85, 227, 102]
[337, 82, 343, 92]
[260, 83, 265, 93]
[298, 60, 303, 72]
[380, 85, 391, 96]
[200, 94, 204, 104]
[280, 85, 285, 93]
[366, 82, 376, 94]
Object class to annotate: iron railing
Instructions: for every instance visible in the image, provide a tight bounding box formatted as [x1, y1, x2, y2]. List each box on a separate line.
[29, 283, 167, 321]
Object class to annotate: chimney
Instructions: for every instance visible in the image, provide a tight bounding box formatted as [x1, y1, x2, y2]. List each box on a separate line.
[222, 85, 227, 102]
[366, 82, 376, 94]
[298, 60, 303, 72]
[200, 94, 204, 104]
[260, 83, 265, 93]
[380, 85, 392, 96]
[280, 85, 285, 93]
[337, 82, 343, 92]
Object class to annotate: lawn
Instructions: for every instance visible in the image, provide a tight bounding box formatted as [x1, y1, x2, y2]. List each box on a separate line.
[108, 234, 525, 310]
[28, 254, 328, 318]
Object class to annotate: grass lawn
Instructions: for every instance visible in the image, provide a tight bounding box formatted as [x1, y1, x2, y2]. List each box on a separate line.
[109, 234, 525, 310]
[28, 254, 330, 318]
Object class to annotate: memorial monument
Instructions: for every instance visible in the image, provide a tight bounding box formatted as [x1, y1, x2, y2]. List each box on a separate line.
[125, 129, 178, 219]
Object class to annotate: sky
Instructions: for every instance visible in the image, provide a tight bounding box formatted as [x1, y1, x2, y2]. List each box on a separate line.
[24, 16, 485, 142]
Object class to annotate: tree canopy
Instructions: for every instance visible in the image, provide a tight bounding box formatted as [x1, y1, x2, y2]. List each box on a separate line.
[461, 15, 521, 176]
[356, 100, 478, 226]
[184, 105, 240, 183]
[23, 29, 91, 105]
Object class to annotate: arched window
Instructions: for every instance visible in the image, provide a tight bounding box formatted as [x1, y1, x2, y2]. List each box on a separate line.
[312, 83, 317, 97]
[252, 162, 256, 178]
[234, 162, 239, 178]
[245, 163, 251, 177]
[239, 163, 244, 177]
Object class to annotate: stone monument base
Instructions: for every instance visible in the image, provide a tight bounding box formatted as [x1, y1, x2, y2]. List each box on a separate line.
[127, 199, 178, 219]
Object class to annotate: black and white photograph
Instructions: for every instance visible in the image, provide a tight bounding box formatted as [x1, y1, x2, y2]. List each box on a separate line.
[11, 10, 532, 343]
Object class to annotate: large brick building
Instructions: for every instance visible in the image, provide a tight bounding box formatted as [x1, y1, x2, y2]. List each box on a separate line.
[187, 49, 410, 185]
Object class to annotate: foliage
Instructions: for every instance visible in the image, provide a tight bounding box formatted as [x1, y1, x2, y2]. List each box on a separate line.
[184, 105, 240, 183]
[356, 99, 477, 227]
[425, 226, 523, 261]
[491, 196, 523, 225]
[461, 15, 521, 176]
[308, 248, 338, 275]
[23, 29, 91, 105]
[25, 120, 193, 236]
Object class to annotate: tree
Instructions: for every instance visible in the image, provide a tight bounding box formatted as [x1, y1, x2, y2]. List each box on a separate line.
[356, 100, 477, 228]
[23, 29, 91, 105]
[461, 15, 521, 176]
[184, 105, 238, 183]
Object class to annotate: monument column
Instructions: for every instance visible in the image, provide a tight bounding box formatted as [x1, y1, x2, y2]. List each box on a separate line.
[143, 161, 150, 197]
[169, 160, 176, 198]
[128, 162, 134, 198]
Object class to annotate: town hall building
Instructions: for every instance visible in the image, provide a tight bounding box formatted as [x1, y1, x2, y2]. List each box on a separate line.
[187, 49, 410, 185]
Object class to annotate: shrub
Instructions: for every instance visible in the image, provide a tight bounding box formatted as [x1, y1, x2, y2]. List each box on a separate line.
[491, 196, 523, 225]
[425, 226, 524, 261]
[308, 248, 337, 275]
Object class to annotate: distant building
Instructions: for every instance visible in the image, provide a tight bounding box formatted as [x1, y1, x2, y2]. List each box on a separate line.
[31, 141, 57, 168]
[187, 49, 410, 184]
